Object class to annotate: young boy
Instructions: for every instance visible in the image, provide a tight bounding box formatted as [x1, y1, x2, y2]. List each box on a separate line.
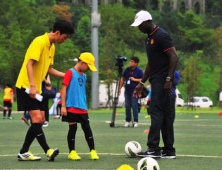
[16, 19, 74, 161]
[61, 52, 99, 161]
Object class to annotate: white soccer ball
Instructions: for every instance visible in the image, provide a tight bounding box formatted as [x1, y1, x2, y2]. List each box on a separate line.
[125, 141, 142, 158]
[137, 157, 160, 170]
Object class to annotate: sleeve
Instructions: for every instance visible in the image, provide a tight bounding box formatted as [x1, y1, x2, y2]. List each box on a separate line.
[27, 38, 44, 61]
[158, 32, 174, 52]
[10, 89, 14, 93]
[122, 68, 128, 77]
[62, 70, 73, 87]
[173, 71, 180, 86]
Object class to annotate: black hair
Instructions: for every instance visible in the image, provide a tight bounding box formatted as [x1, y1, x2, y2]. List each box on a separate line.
[130, 56, 139, 63]
[53, 19, 75, 35]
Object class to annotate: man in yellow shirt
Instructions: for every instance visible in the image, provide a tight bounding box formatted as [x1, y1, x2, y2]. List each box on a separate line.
[3, 84, 14, 119]
[16, 20, 74, 161]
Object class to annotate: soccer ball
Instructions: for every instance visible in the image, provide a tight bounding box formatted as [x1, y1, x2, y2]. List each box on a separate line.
[124, 141, 142, 158]
[137, 157, 160, 170]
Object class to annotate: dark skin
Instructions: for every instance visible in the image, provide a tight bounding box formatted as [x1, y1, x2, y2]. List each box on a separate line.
[133, 20, 179, 98]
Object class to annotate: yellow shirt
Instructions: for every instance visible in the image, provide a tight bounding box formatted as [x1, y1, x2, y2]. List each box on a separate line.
[16, 33, 55, 94]
[3, 87, 13, 101]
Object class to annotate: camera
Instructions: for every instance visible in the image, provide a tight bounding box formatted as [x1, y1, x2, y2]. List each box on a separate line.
[115, 55, 127, 68]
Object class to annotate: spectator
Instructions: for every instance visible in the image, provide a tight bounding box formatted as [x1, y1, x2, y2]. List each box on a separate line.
[3, 84, 14, 119]
[118, 57, 144, 127]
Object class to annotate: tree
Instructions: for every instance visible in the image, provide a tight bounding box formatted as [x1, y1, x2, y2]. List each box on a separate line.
[73, 16, 91, 52]
[52, 5, 72, 22]
[181, 50, 203, 110]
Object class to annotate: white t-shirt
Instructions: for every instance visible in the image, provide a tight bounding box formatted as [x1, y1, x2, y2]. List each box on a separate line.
[220, 91, 222, 101]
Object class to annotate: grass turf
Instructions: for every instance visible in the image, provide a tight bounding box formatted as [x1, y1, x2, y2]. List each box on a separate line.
[0, 109, 222, 170]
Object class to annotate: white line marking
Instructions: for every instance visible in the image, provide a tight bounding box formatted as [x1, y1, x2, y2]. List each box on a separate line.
[2, 153, 222, 158]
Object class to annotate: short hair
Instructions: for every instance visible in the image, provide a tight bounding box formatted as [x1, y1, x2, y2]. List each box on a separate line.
[130, 56, 139, 63]
[53, 19, 75, 35]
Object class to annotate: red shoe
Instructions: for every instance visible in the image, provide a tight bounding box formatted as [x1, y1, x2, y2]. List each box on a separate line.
[20, 116, 30, 126]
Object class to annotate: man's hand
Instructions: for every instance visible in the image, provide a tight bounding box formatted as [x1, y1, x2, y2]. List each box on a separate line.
[118, 89, 121, 95]
[164, 81, 172, 95]
[129, 77, 136, 81]
[61, 106, 67, 116]
[29, 85, 38, 99]
[133, 83, 144, 98]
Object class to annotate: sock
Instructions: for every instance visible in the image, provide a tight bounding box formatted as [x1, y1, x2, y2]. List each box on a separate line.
[20, 126, 35, 153]
[8, 109, 12, 117]
[32, 123, 50, 153]
[67, 124, 77, 152]
[3, 110, 6, 117]
[81, 123, 95, 151]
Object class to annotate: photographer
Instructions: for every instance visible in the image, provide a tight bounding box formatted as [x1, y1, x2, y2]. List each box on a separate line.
[118, 57, 144, 127]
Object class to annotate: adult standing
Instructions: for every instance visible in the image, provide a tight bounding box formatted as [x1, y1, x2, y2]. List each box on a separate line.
[3, 84, 14, 119]
[131, 11, 179, 158]
[119, 57, 144, 127]
[16, 19, 74, 161]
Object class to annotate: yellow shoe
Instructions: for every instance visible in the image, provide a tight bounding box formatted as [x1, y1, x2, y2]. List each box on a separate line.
[145, 115, 150, 118]
[89, 150, 99, 160]
[68, 150, 81, 161]
[18, 151, 41, 161]
[46, 148, 59, 161]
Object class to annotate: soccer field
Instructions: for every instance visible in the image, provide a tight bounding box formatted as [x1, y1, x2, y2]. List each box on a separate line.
[0, 109, 222, 170]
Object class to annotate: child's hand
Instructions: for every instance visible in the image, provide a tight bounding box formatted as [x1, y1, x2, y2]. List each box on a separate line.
[61, 106, 67, 116]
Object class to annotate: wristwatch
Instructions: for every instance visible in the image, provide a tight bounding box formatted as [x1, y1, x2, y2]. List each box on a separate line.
[166, 77, 172, 82]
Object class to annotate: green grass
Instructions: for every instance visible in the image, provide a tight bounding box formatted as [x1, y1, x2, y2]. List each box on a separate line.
[1, 109, 222, 170]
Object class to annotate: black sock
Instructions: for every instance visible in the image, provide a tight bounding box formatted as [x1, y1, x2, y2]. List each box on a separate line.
[3, 110, 6, 117]
[32, 123, 50, 153]
[81, 123, 95, 151]
[67, 124, 77, 152]
[20, 126, 35, 153]
[8, 109, 12, 117]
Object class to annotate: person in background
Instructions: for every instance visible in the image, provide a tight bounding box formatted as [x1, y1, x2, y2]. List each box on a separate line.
[145, 84, 151, 118]
[170, 71, 180, 122]
[219, 90, 222, 112]
[118, 57, 144, 128]
[3, 84, 14, 119]
[42, 75, 51, 127]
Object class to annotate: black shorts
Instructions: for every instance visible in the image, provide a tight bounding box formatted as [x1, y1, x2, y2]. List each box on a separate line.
[16, 87, 46, 111]
[3, 101, 12, 108]
[62, 112, 89, 123]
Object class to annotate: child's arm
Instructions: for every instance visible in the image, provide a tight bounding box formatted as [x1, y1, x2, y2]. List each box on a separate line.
[61, 84, 67, 116]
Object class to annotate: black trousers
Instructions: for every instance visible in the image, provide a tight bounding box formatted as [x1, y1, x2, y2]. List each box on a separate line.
[43, 98, 49, 122]
[147, 82, 175, 152]
[170, 94, 176, 122]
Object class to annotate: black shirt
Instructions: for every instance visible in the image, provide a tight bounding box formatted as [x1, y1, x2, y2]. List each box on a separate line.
[145, 26, 174, 83]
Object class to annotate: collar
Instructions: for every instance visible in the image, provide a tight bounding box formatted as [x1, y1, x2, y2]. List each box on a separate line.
[148, 26, 159, 37]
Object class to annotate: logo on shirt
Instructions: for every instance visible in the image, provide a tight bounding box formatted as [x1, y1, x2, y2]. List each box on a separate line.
[151, 39, 154, 44]
[78, 78, 83, 87]
[49, 56, 52, 59]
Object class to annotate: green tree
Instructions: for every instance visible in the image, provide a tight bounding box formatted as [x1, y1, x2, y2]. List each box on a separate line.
[181, 50, 203, 110]
[73, 16, 91, 52]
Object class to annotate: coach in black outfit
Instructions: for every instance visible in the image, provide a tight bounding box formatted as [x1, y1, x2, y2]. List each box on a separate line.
[131, 10, 179, 159]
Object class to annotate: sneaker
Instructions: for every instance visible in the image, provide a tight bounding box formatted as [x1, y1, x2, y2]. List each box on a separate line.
[8, 117, 13, 119]
[43, 121, 48, 127]
[161, 151, 176, 159]
[3, 117, 6, 119]
[137, 149, 161, 158]
[46, 148, 59, 161]
[20, 116, 30, 126]
[133, 122, 138, 127]
[18, 151, 41, 161]
[68, 150, 81, 161]
[54, 115, 60, 119]
[124, 122, 130, 127]
[145, 115, 150, 118]
[89, 150, 99, 160]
